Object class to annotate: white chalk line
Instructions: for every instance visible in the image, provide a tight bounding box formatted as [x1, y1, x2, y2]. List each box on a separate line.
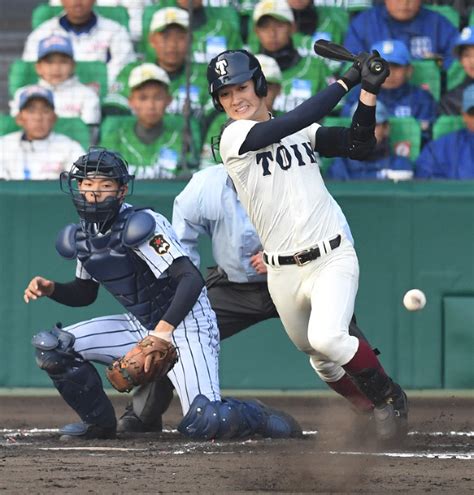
[328, 450, 474, 460]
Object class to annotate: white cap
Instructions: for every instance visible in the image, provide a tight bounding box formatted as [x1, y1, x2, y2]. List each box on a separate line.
[150, 7, 189, 33]
[253, 0, 294, 25]
[255, 54, 282, 84]
[128, 63, 171, 90]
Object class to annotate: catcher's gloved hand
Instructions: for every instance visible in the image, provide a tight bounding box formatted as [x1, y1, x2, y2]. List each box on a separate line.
[361, 50, 390, 95]
[340, 52, 370, 91]
[106, 335, 178, 392]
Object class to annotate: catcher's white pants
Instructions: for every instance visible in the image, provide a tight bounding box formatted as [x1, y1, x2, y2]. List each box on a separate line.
[64, 309, 221, 415]
[266, 235, 360, 383]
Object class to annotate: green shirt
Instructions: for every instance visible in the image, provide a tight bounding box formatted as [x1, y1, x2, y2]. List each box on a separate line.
[100, 115, 201, 179]
[105, 62, 212, 118]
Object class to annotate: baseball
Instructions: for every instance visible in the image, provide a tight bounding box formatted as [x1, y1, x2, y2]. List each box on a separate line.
[403, 289, 426, 311]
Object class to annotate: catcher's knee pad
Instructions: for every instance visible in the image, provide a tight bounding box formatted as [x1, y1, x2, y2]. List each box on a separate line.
[31, 324, 81, 375]
[52, 361, 116, 428]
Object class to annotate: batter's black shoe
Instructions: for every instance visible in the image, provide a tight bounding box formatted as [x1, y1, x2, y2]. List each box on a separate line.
[117, 404, 163, 433]
[59, 422, 116, 441]
[373, 383, 408, 443]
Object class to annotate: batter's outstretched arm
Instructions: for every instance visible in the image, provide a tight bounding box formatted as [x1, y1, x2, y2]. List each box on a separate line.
[316, 98, 376, 159]
[239, 82, 347, 154]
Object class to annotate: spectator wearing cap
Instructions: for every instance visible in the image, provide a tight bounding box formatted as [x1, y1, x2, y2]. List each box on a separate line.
[439, 26, 474, 116]
[341, 40, 437, 141]
[172, 0, 243, 64]
[49, 0, 152, 42]
[199, 53, 283, 169]
[11, 35, 100, 126]
[106, 7, 210, 120]
[328, 101, 414, 180]
[0, 86, 85, 180]
[344, 0, 458, 70]
[415, 84, 474, 179]
[252, 0, 331, 113]
[22, 0, 136, 86]
[100, 64, 201, 179]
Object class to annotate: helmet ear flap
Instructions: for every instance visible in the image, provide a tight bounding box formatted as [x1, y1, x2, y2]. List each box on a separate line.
[213, 94, 224, 112]
[254, 73, 268, 97]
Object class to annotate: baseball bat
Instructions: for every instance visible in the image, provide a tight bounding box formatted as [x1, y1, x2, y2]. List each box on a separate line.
[313, 39, 385, 74]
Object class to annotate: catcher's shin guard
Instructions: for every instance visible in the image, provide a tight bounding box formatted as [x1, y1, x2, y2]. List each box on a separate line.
[350, 368, 408, 442]
[51, 361, 117, 430]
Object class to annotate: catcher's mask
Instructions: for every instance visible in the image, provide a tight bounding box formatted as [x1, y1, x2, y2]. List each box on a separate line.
[60, 147, 135, 231]
[207, 49, 268, 111]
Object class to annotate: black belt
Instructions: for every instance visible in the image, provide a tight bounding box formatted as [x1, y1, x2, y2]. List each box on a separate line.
[263, 235, 341, 267]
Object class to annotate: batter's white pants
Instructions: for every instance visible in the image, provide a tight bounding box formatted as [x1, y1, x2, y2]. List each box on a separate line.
[64, 307, 221, 415]
[266, 235, 360, 383]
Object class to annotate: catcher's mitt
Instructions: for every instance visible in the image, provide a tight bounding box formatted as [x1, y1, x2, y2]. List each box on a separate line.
[106, 335, 178, 392]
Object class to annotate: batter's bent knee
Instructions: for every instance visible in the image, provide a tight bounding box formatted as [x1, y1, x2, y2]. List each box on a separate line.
[309, 356, 346, 382]
[308, 331, 358, 366]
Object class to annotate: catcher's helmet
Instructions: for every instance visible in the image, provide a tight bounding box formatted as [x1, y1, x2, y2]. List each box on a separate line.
[60, 147, 135, 230]
[207, 50, 268, 111]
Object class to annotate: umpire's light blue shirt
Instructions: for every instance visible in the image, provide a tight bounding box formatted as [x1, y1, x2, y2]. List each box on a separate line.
[172, 164, 266, 283]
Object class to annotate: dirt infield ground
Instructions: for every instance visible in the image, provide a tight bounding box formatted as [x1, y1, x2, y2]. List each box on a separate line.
[1, 393, 473, 494]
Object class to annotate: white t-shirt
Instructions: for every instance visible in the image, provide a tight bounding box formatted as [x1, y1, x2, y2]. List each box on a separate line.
[49, 0, 151, 41]
[10, 77, 101, 125]
[22, 14, 136, 84]
[220, 119, 353, 255]
[0, 131, 85, 180]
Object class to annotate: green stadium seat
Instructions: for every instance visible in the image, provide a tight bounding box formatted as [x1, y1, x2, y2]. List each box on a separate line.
[0, 114, 90, 149]
[432, 115, 466, 141]
[8, 60, 108, 100]
[389, 117, 421, 161]
[410, 60, 441, 101]
[470, 10, 474, 26]
[446, 60, 466, 92]
[31, 4, 130, 30]
[425, 5, 460, 28]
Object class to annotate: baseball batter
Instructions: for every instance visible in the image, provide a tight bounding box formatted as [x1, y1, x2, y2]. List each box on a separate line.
[23, 148, 301, 440]
[208, 49, 408, 442]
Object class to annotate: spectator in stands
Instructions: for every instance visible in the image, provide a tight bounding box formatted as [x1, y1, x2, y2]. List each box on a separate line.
[344, 0, 458, 69]
[415, 84, 474, 179]
[0, 86, 85, 180]
[252, 0, 331, 113]
[341, 40, 437, 138]
[328, 100, 413, 180]
[200, 53, 283, 169]
[10, 35, 100, 126]
[106, 7, 210, 119]
[439, 26, 474, 116]
[22, 0, 136, 85]
[100, 64, 201, 179]
[49, 0, 152, 42]
[174, 0, 243, 64]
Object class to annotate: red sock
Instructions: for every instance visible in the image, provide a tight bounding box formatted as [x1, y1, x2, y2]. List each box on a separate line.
[326, 374, 373, 412]
[343, 339, 387, 376]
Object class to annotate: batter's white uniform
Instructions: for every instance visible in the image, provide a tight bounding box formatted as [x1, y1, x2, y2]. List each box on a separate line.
[0, 131, 85, 180]
[10, 77, 101, 125]
[63, 205, 221, 414]
[220, 120, 360, 382]
[22, 14, 136, 85]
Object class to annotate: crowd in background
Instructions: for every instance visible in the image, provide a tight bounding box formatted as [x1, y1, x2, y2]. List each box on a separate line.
[1, 0, 474, 180]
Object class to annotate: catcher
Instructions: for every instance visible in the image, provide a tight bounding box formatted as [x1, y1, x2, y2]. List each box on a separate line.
[23, 147, 302, 440]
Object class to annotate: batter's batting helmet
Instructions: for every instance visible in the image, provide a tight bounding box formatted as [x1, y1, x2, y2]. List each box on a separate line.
[60, 147, 135, 229]
[207, 49, 268, 111]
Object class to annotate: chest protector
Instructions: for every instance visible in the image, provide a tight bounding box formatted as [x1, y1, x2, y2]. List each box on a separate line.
[55, 208, 177, 329]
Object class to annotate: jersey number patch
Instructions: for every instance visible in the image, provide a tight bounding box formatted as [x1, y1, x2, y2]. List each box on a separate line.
[149, 234, 170, 255]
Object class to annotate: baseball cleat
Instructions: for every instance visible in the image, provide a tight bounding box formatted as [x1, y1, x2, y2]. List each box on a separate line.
[373, 384, 408, 443]
[117, 405, 163, 433]
[59, 422, 116, 440]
